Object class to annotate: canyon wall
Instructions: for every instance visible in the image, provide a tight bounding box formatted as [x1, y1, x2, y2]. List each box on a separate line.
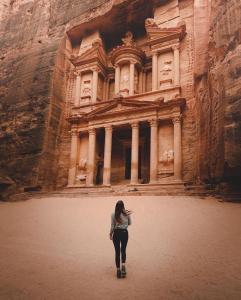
[194, 0, 241, 192]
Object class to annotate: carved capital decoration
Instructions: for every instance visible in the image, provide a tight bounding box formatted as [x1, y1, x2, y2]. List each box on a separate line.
[74, 69, 81, 77]
[104, 124, 112, 131]
[149, 119, 158, 127]
[70, 129, 79, 137]
[88, 127, 96, 135]
[172, 44, 180, 51]
[131, 121, 139, 129]
[172, 116, 182, 124]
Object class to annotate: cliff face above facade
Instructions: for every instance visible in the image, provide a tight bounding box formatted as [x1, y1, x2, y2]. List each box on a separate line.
[0, 0, 240, 198]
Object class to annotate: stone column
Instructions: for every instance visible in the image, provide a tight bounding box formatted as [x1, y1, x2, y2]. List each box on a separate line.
[173, 116, 182, 179]
[129, 62, 135, 96]
[105, 78, 110, 100]
[68, 129, 79, 186]
[149, 119, 158, 183]
[131, 122, 139, 184]
[173, 45, 180, 86]
[92, 68, 98, 103]
[139, 70, 143, 93]
[114, 65, 120, 95]
[142, 70, 146, 93]
[103, 125, 112, 186]
[87, 128, 96, 186]
[75, 72, 81, 106]
[152, 52, 158, 91]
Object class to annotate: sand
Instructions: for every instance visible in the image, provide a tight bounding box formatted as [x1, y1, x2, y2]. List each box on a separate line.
[0, 195, 241, 300]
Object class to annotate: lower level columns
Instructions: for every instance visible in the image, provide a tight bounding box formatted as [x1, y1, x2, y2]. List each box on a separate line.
[173, 116, 182, 179]
[150, 119, 158, 183]
[87, 128, 96, 186]
[103, 125, 112, 186]
[131, 122, 139, 184]
[68, 130, 79, 186]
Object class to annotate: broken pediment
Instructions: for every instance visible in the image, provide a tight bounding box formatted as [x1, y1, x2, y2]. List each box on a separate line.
[145, 18, 186, 44]
[70, 39, 107, 67]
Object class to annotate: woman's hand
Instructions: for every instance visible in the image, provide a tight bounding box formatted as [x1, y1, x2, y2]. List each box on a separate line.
[109, 233, 113, 240]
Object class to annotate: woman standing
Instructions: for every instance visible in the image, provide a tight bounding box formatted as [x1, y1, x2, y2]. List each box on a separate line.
[110, 200, 132, 278]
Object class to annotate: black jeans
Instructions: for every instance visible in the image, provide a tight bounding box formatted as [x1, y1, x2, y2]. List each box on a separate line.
[113, 229, 129, 268]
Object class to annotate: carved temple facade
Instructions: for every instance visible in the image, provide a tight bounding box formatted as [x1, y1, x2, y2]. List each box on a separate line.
[65, 2, 188, 188]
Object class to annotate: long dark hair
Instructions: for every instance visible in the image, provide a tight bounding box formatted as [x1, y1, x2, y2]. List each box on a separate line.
[115, 200, 131, 223]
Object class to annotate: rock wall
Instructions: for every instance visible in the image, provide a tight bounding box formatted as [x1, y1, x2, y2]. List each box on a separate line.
[194, 0, 241, 192]
[0, 0, 106, 196]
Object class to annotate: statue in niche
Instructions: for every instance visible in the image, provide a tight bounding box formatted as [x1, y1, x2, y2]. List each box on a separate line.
[82, 80, 91, 98]
[160, 150, 174, 165]
[120, 66, 130, 94]
[76, 158, 87, 181]
[122, 31, 135, 46]
[161, 61, 172, 77]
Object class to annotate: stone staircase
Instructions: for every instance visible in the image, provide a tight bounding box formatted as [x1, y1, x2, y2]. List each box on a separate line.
[48, 182, 217, 197]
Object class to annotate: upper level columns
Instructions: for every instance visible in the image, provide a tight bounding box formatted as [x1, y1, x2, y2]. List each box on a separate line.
[87, 128, 96, 186]
[114, 65, 120, 95]
[173, 45, 180, 86]
[68, 130, 79, 185]
[173, 116, 182, 179]
[92, 68, 99, 103]
[152, 52, 158, 91]
[103, 125, 113, 186]
[131, 122, 139, 184]
[129, 62, 135, 96]
[149, 119, 158, 183]
[74, 72, 81, 106]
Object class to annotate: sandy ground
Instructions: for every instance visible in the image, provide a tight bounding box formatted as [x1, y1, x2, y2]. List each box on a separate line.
[0, 195, 241, 300]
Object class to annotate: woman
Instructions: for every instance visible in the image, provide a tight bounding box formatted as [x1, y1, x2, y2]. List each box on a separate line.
[109, 200, 132, 278]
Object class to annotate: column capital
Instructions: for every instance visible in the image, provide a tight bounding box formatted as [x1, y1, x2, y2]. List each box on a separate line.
[151, 50, 158, 56]
[88, 127, 96, 135]
[131, 121, 139, 129]
[91, 66, 100, 73]
[172, 44, 180, 51]
[172, 115, 182, 124]
[74, 69, 81, 76]
[70, 129, 79, 136]
[129, 60, 136, 65]
[149, 119, 158, 127]
[104, 124, 112, 132]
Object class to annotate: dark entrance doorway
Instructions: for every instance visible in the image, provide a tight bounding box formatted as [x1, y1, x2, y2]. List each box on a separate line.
[125, 147, 131, 179]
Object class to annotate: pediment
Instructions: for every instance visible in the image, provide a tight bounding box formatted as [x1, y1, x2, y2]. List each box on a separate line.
[70, 42, 107, 66]
[145, 18, 186, 43]
[85, 98, 160, 119]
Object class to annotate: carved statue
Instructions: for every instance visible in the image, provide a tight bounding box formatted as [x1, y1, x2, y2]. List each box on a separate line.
[160, 150, 174, 164]
[122, 31, 135, 46]
[82, 80, 91, 97]
[161, 61, 172, 76]
[76, 158, 87, 181]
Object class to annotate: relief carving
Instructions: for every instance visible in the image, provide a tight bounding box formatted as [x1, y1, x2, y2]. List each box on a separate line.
[81, 80, 92, 98]
[160, 149, 174, 165]
[76, 158, 87, 181]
